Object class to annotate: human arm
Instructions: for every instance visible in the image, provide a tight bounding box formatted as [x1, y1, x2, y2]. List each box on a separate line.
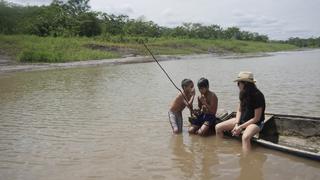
[180, 89, 195, 115]
[238, 107, 262, 129]
[237, 92, 264, 130]
[208, 93, 218, 114]
[199, 93, 217, 114]
[186, 94, 195, 115]
[232, 107, 262, 136]
[197, 96, 202, 109]
[231, 104, 242, 136]
[187, 87, 195, 110]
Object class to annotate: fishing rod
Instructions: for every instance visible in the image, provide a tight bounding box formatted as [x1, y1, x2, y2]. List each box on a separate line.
[141, 41, 191, 107]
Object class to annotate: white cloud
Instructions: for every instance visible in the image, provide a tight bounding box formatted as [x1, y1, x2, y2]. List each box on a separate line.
[161, 8, 174, 18]
[117, 4, 134, 15]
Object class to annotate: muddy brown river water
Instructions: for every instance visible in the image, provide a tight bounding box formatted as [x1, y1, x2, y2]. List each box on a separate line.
[0, 50, 320, 179]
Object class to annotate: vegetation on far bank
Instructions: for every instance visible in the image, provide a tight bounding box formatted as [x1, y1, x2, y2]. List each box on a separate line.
[0, 0, 315, 62]
[0, 35, 297, 63]
[0, 0, 270, 41]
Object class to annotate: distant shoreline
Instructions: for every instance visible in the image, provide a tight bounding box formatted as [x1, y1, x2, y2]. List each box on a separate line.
[2, 49, 317, 74]
[0, 54, 216, 74]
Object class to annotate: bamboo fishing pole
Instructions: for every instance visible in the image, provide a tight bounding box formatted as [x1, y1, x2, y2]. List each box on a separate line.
[141, 41, 193, 110]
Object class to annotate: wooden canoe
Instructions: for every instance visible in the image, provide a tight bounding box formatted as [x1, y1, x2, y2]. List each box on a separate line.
[216, 112, 320, 161]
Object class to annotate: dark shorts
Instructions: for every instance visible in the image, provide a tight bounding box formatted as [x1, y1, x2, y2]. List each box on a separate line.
[257, 121, 264, 130]
[190, 113, 216, 127]
[240, 120, 264, 130]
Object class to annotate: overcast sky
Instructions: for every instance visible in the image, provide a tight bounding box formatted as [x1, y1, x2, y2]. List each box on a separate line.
[8, 0, 320, 40]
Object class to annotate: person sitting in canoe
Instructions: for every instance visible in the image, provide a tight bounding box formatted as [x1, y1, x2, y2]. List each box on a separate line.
[188, 77, 218, 136]
[215, 71, 265, 153]
[168, 79, 195, 134]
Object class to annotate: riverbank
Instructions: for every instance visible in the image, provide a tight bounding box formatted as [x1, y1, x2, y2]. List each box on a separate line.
[0, 35, 297, 62]
[0, 54, 180, 73]
[0, 51, 292, 74]
[0, 34, 300, 73]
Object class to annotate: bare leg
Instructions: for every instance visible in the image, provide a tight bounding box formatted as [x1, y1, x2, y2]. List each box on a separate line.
[242, 124, 260, 154]
[215, 118, 237, 138]
[188, 125, 200, 134]
[168, 111, 182, 134]
[172, 127, 179, 134]
[197, 123, 210, 136]
[170, 121, 180, 134]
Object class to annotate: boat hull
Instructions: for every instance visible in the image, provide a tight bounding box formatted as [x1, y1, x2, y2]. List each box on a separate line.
[217, 112, 320, 161]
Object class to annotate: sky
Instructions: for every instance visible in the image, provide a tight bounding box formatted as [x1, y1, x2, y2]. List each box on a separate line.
[8, 0, 320, 40]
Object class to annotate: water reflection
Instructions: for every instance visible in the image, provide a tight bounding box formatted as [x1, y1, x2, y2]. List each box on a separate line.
[170, 135, 220, 179]
[170, 135, 195, 178]
[238, 152, 267, 180]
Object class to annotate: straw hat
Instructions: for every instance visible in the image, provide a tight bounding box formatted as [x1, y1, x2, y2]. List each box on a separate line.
[233, 71, 256, 83]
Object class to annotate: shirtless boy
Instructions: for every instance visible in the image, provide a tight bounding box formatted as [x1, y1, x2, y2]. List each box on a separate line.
[188, 77, 218, 136]
[168, 79, 195, 134]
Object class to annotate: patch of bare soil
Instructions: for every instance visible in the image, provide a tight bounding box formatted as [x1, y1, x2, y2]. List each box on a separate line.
[0, 55, 15, 66]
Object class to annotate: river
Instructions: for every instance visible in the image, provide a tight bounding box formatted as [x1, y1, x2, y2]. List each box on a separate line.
[0, 50, 319, 179]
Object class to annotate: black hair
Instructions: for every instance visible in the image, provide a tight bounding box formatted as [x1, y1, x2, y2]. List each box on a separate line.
[239, 81, 258, 111]
[197, 77, 209, 88]
[181, 79, 193, 90]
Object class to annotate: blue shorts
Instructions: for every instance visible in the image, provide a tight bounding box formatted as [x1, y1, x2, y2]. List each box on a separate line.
[190, 113, 216, 127]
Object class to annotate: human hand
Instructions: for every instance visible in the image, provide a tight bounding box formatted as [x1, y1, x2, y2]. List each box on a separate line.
[231, 124, 242, 136]
[193, 108, 201, 117]
[200, 95, 206, 104]
[201, 105, 208, 113]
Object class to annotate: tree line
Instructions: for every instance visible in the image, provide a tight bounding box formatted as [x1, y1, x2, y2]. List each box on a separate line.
[0, 0, 270, 42]
[282, 37, 320, 48]
[1, 0, 319, 46]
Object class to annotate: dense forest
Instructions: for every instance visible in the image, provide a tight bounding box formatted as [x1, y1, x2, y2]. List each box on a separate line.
[0, 0, 318, 63]
[0, 0, 271, 41]
[1, 0, 319, 47]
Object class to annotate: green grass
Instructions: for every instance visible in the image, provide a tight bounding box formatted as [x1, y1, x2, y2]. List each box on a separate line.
[0, 35, 298, 63]
[148, 38, 297, 54]
[0, 35, 120, 62]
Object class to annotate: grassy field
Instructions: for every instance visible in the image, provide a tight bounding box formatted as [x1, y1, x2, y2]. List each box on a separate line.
[0, 35, 298, 63]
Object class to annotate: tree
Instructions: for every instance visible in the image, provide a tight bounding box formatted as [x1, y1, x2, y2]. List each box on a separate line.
[170, 26, 188, 37]
[78, 12, 101, 37]
[223, 27, 241, 39]
[124, 18, 161, 37]
[286, 37, 320, 47]
[101, 13, 128, 35]
[0, 0, 275, 41]
[24, 3, 70, 36]
[64, 0, 90, 16]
